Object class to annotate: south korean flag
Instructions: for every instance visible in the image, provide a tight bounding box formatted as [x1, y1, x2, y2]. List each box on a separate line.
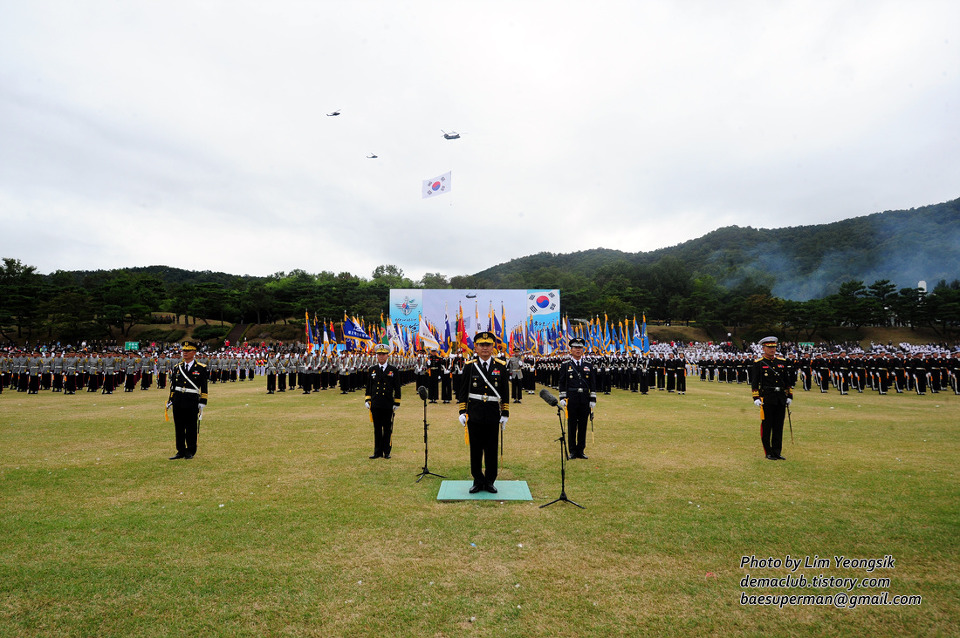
[528, 290, 558, 315]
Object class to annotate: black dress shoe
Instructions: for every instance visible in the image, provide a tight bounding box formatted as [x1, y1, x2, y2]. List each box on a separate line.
[578, 453, 589, 460]
[183, 454, 194, 459]
[766, 454, 778, 460]
[485, 484, 497, 493]
[775, 455, 786, 460]
[169, 454, 184, 460]
[369, 454, 382, 459]
[469, 485, 483, 494]
[383, 454, 391, 459]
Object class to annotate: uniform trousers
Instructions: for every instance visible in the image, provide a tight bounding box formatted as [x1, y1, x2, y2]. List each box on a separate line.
[567, 401, 590, 456]
[466, 403, 501, 486]
[172, 396, 200, 456]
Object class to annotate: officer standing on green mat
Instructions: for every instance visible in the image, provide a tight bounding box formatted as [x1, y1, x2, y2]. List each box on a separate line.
[457, 332, 510, 494]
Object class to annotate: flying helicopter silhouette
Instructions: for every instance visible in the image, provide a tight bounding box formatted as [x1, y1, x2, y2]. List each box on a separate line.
[366, 153, 378, 159]
[326, 109, 341, 116]
[441, 130, 460, 140]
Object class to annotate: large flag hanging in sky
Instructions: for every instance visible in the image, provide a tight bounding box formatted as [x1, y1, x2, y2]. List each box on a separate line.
[422, 171, 451, 198]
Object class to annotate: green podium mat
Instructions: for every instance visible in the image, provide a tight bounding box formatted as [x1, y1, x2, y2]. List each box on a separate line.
[437, 480, 532, 501]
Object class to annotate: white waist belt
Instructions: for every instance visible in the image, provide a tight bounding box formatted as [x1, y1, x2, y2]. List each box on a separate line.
[174, 386, 200, 394]
[468, 393, 500, 402]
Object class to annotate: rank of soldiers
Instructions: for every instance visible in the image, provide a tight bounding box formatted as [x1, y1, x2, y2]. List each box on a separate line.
[1, 342, 957, 398]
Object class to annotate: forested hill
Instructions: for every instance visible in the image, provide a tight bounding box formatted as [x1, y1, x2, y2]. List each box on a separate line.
[472, 198, 960, 300]
[56, 265, 260, 288]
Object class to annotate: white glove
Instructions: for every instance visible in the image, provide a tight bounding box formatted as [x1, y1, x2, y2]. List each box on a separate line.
[392, 405, 398, 412]
[786, 398, 792, 405]
[459, 414, 467, 426]
[754, 399, 762, 407]
[558, 399, 566, 409]
[198, 405, 205, 417]
[499, 416, 508, 429]
[589, 401, 596, 410]
[166, 401, 173, 409]
[365, 401, 371, 410]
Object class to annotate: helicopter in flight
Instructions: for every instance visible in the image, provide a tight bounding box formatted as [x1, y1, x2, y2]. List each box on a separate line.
[326, 109, 341, 116]
[366, 153, 378, 159]
[441, 130, 460, 140]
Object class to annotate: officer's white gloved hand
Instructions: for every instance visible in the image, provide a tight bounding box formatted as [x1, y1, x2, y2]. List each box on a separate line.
[459, 414, 467, 426]
[754, 399, 762, 407]
[392, 405, 398, 412]
[166, 401, 173, 409]
[786, 398, 792, 405]
[558, 399, 566, 409]
[198, 405, 205, 417]
[499, 416, 508, 429]
[365, 401, 371, 410]
[589, 401, 596, 410]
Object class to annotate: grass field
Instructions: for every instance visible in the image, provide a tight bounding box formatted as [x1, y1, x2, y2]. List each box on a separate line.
[1, 377, 958, 637]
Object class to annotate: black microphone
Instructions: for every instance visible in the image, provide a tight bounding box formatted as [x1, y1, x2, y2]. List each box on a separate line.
[417, 386, 428, 401]
[539, 388, 558, 407]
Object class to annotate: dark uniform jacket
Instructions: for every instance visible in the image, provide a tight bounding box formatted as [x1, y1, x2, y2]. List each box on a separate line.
[365, 364, 401, 409]
[168, 360, 209, 406]
[558, 357, 597, 405]
[751, 356, 794, 404]
[457, 357, 510, 419]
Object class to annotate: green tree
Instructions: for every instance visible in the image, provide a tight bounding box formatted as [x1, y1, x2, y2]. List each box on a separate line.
[743, 293, 785, 339]
[928, 280, 960, 337]
[866, 279, 897, 326]
[830, 280, 869, 328]
[0, 258, 42, 340]
[418, 272, 450, 288]
[241, 281, 276, 324]
[372, 264, 414, 289]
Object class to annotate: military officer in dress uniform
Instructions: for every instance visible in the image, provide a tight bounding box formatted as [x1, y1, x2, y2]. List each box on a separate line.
[27, 353, 42, 394]
[265, 353, 279, 393]
[558, 338, 597, 459]
[457, 332, 510, 493]
[440, 355, 454, 403]
[64, 352, 78, 394]
[166, 341, 209, 460]
[364, 344, 402, 459]
[507, 353, 524, 403]
[751, 336, 794, 461]
[426, 352, 441, 403]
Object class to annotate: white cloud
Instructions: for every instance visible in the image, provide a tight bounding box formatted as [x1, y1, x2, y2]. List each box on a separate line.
[1, 0, 957, 280]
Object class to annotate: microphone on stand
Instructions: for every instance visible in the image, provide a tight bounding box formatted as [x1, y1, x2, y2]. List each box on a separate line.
[539, 388, 558, 407]
[539, 388, 582, 509]
[416, 384, 444, 482]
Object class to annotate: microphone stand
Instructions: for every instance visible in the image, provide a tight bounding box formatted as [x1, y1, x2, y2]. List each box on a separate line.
[416, 388, 445, 483]
[541, 403, 584, 509]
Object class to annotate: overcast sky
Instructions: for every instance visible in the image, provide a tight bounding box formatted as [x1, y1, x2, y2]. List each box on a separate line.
[1, 1, 957, 281]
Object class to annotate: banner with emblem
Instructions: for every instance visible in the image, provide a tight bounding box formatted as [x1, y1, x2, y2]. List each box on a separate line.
[390, 289, 560, 352]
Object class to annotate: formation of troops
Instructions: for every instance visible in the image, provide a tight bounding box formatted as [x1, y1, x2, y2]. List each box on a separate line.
[692, 346, 960, 396]
[2, 341, 958, 398]
[3, 337, 957, 471]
